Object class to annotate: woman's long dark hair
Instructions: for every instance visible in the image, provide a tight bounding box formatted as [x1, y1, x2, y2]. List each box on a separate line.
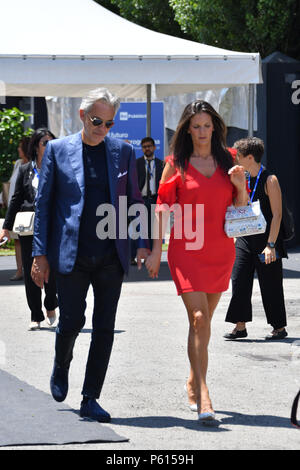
[27, 128, 56, 161]
[19, 136, 31, 158]
[171, 100, 234, 175]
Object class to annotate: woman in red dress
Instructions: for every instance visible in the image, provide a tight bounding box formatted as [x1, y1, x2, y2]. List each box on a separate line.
[146, 100, 248, 423]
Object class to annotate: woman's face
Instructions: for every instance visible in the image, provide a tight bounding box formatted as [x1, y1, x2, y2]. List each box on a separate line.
[18, 144, 26, 162]
[37, 135, 53, 160]
[188, 112, 214, 148]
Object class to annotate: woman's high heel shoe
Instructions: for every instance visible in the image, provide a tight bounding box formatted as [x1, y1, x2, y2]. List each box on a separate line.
[46, 311, 57, 327]
[28, 322, 41, 331]
[184, 384, 198, 412]
[190, 403, 198, 412]
[198, 411, 216, 422]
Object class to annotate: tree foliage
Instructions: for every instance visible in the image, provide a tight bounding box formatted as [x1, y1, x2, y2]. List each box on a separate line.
[96, 0, 189, 39]
[97, 0, 300, 59]
[0, 108, 33, 183]
[169, 0, 300, 58]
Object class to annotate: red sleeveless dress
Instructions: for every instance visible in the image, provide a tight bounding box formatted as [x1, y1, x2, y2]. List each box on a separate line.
[156, 158, 237, 295]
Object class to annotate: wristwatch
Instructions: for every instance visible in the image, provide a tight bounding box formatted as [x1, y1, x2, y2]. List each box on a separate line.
[267, 242, 275, 249]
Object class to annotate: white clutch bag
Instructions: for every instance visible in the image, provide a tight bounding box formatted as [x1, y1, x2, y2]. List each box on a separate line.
[13, 211, 35, 236]
[224, 200, 266, 238]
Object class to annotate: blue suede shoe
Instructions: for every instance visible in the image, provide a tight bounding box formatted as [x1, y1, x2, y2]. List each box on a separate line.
[50, 363, 69, 402]
[80, 398, 111, 423]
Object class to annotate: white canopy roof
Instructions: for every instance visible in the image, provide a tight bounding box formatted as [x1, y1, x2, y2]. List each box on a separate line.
[0, 0, 262, 99]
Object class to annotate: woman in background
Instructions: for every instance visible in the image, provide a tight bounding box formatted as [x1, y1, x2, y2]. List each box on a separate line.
[0, 128, 58, 330]
[224, 137, 288, 340]
[8, 136, 31, 281]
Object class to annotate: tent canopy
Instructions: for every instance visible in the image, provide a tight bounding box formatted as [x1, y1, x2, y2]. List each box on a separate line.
[0, 0, 262, 99]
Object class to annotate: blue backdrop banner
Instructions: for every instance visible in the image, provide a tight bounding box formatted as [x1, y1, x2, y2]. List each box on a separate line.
[108, 102, 164, 160]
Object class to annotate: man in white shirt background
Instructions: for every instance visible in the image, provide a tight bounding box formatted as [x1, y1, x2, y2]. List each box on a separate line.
[132, 137, 164, 260]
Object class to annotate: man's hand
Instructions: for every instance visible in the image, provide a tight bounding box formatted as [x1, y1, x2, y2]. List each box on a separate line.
[31, 255, 50, 288]
[136, 248, 151, 270]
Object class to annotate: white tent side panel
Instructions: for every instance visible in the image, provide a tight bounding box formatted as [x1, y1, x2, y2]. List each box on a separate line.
[0, 56, 262, 99]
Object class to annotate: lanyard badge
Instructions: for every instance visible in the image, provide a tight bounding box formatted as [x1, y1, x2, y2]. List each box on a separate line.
[247, 165, 263, 203]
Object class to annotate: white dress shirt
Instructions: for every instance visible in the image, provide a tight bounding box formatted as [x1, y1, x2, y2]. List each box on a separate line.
[141, 156, 156, 197]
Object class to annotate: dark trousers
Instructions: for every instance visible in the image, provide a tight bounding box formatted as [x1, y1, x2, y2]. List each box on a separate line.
[19, 235, 58, 322]
[54, 252, 124, 399]
[130, 195, 157, 257]
[143, 195, 157, 251]
[225, 245, 287, 330]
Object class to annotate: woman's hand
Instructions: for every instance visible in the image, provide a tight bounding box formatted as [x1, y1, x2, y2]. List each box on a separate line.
[229, 165, 249, 206]
[261, 246, 276, 264]
[145, 250, 162, 279]
[228, 165, 246, 190]
[0, 229, 10, 243]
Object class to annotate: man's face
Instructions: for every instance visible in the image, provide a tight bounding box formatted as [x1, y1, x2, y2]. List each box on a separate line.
[142, 141, 156, 159]
[80, 101, 115, 146]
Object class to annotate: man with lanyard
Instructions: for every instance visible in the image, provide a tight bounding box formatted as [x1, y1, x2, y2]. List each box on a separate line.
[135, 137, 164, 252]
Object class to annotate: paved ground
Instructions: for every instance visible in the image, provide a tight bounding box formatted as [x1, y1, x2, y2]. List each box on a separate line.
[0, 248, 299, 451]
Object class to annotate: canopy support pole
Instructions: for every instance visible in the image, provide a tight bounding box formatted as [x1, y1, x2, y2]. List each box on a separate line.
[146, 84, 151, 137]
[248, 84, 255, 137]
[30, 97, 34, 127]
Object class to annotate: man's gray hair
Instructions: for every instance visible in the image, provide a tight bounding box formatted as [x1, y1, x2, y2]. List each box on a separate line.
[80, 88, 120, 114]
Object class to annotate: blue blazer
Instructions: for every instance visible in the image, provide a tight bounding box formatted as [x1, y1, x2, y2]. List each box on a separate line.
[33, 132, 148, 274]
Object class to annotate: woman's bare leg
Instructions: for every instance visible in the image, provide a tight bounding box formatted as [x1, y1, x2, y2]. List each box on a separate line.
[183, 292, 222, 413]
[14, 239, 23, 277]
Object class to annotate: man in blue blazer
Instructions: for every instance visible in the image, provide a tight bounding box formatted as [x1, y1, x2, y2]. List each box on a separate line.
[31, 88, 150, 422]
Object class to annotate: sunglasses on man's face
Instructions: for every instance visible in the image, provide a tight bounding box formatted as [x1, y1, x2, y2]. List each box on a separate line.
[88, 115, 114, 129]
[41, 140, 51, 147]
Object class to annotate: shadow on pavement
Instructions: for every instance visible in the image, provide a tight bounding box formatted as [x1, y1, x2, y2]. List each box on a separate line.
[282, 269, 300, 279]
[217, 410, 293, 429]
[60, 411, 228, 433]
[112, 410, 293, 431]
[0, 270, 24, 286]
[1, 264, 298, 287]
[124, 263, 172, 283]
[0, 264, 172, 286]
[224, 337, 300, 344]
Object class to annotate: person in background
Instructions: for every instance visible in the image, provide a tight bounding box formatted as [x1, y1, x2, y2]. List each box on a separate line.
[31, 88, 150, 423]
[145, 100, 248, 423]
[130, 137, 164, 264]
[224, 137, 288, 341]
[0, 128, 58, 330]
[8, 136, 31, 281]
